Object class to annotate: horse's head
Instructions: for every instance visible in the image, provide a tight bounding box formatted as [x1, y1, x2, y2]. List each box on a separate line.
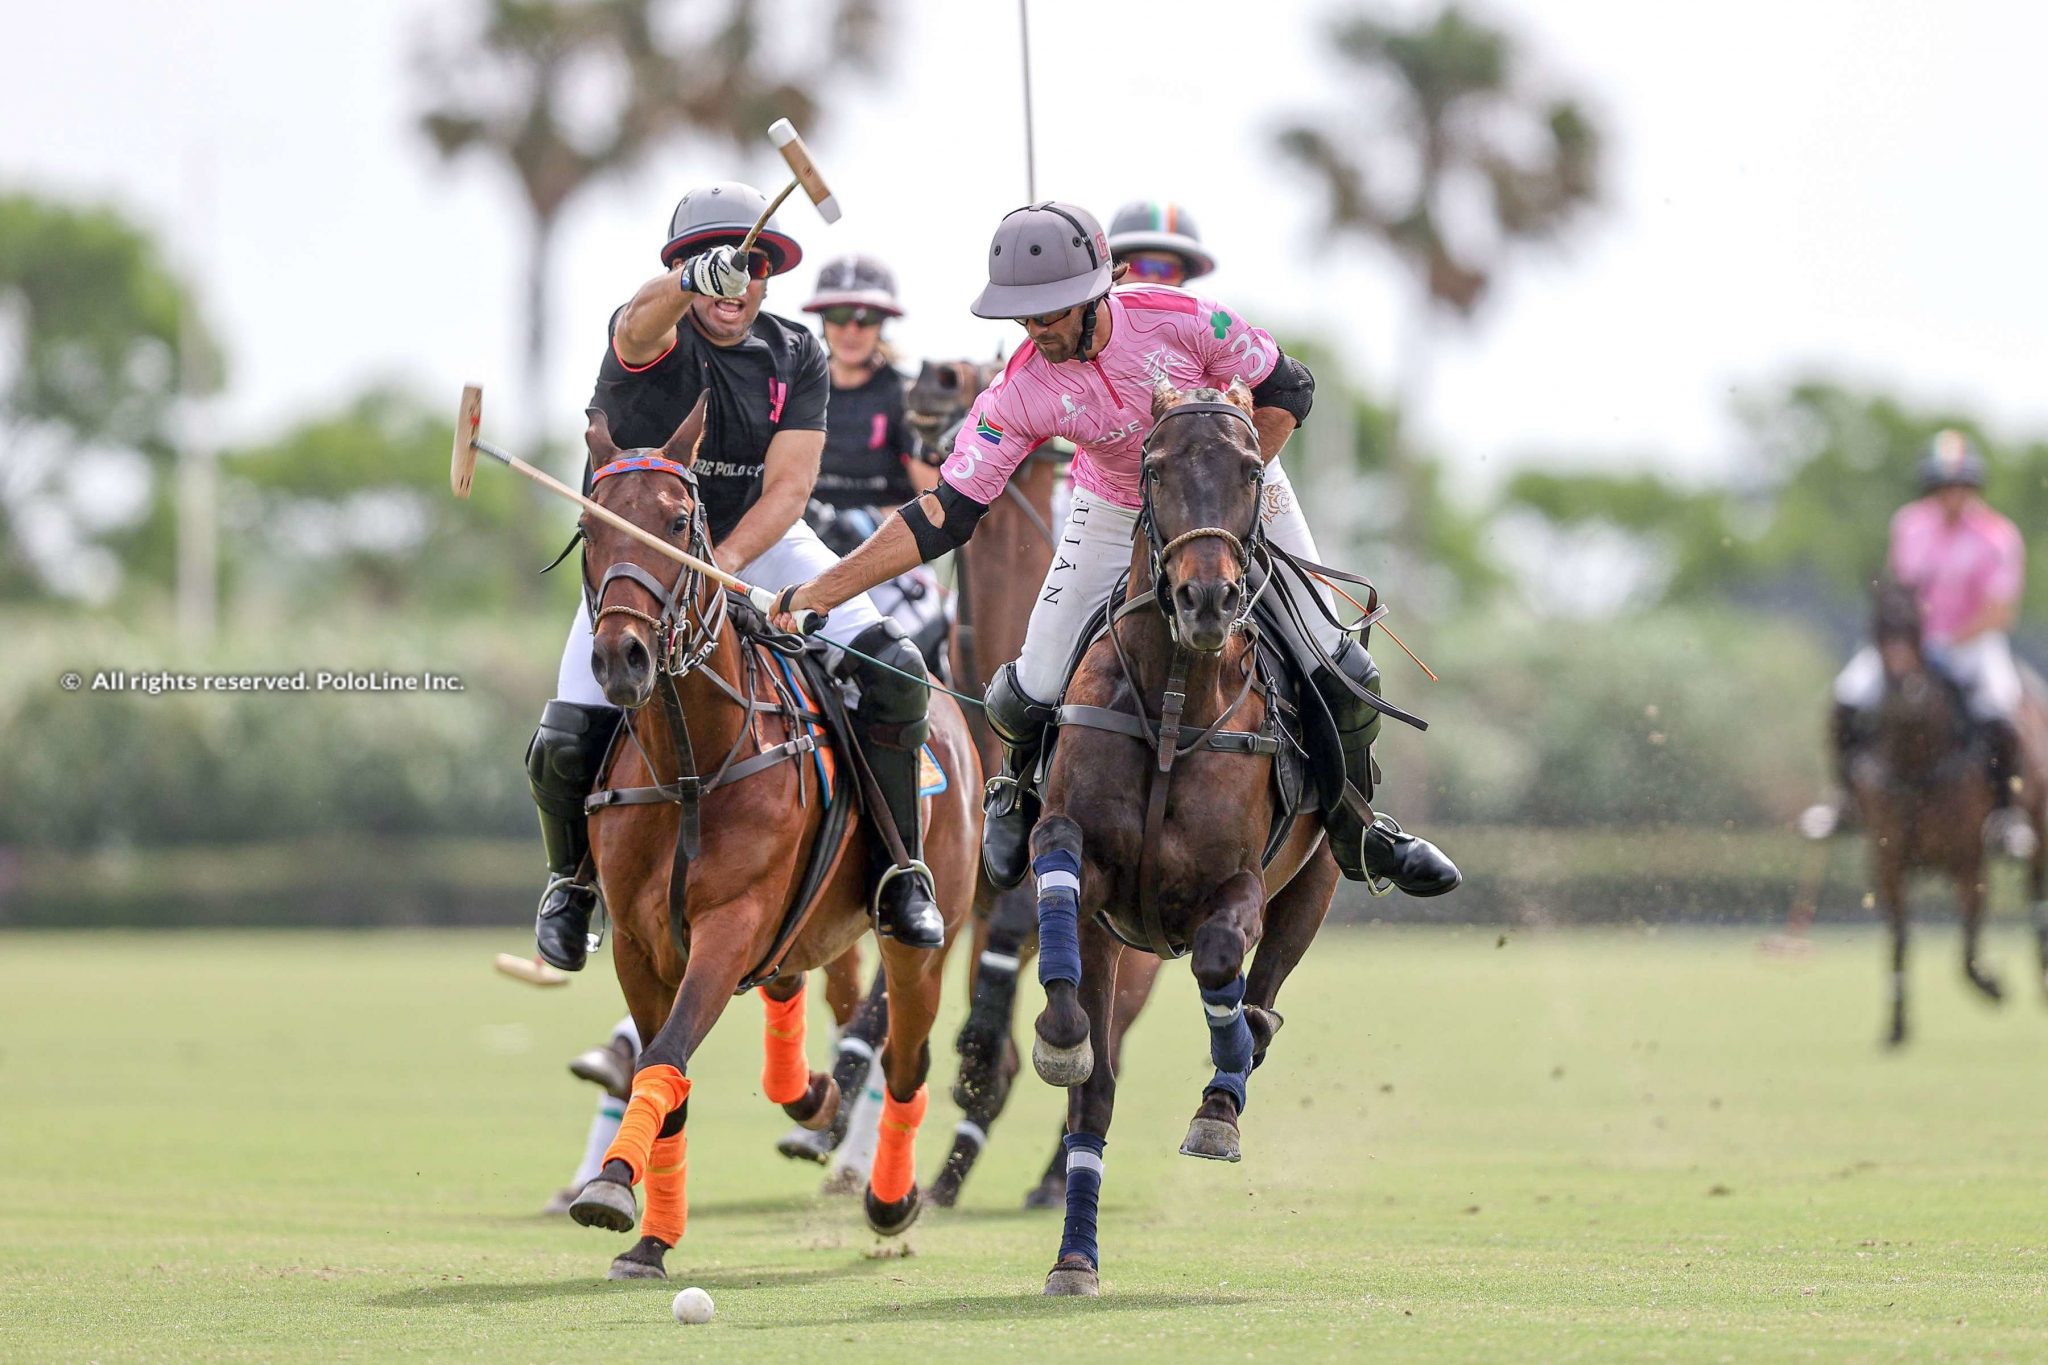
[1872, 576, 1925, 685]
[1140, 381, 1264, 653]
[1869, 575, 1966, 780]
[905, 359, 996, 444]
[580, 395, 711, 710]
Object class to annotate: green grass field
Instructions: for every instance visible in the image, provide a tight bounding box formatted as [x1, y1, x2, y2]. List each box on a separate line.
[5, 926, 2048, 1362]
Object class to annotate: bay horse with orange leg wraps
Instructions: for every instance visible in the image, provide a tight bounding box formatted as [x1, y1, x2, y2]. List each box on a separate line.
[1856, 579, 2048, 1046]
[561, 402, 979, 1280]
[1029, 383, 1372, 1298]
[902, 359, 1169, 1210]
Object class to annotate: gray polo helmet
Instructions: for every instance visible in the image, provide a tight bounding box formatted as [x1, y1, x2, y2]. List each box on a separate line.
[1917, 428, 1987, 492]
[659, 181, 802, 274]
[1107, 200, 1216, 280]
[970, 201, 1113, 319]
[802, 254, 902, 317]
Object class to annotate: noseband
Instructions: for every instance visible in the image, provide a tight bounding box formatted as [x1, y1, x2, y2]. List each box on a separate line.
[583, 456, 726, 680]
[1137, 401, 1267, 641]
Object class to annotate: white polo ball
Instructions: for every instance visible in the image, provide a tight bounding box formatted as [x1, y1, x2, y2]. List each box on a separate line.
[671, 1286, 714, 1325]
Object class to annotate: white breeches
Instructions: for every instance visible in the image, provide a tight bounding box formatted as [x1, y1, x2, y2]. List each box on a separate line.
[1832, 632, 2022, 720]
[1011, 460, 1340, 703]
[555, 520, 886, 706]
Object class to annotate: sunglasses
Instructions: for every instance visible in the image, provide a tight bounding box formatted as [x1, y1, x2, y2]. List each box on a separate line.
[821, 306, 886, 327]
[1017, 305, 1076, 329]
[1124, 255, 1187, 284]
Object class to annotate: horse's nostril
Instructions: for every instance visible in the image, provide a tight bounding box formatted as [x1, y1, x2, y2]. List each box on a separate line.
[622, 635, 650, 673]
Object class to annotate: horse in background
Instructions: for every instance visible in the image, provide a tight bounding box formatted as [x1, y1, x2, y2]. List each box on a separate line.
[903, 359, 1169, 1210]
[1853, 578, 2048, 1045]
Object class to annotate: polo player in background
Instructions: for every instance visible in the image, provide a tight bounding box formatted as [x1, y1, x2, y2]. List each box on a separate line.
[1803, 429, 2035, 859]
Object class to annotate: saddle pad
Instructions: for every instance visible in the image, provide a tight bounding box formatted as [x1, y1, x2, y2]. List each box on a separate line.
[767, 651, 948, 800]
[918, 745, 948, 798]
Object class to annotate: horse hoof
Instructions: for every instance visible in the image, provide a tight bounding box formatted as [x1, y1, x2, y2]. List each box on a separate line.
[775, 1124, 833, 1164]
[1022, 1173, 1064, 1210]
[783, 1072, 841, 1132]
[1245, 1006, 1284, 1067]
[606, 1236, 670, 1280]
[1032, 1033, 1094, 1087]
[864, 1184, 922, 1237]
[1179, 1116, 1242, 1162]
[1044, 1258, 1100, 1297]
[925, 1173, 961, 1209]
[1970, 973, 2005, 1004]
[569, 1176, 638, 1233]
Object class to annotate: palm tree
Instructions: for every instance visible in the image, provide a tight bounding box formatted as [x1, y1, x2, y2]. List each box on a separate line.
[417, 0, 887, 434]
[1278, 4, 1601, 580]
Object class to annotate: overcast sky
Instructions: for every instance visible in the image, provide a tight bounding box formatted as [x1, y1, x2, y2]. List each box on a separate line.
[2, 0, 2042, 492]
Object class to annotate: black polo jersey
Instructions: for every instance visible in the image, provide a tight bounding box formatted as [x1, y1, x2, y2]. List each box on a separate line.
[813, 365, 922, 511]
[588, 306, 828, 543]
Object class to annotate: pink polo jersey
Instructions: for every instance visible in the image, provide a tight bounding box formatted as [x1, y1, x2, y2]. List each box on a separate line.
[1888, 496, 2025, 643]
[939, 287, 1281, 510]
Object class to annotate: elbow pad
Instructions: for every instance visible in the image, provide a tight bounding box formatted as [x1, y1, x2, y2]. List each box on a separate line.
[899, 484, 988, 562]
[1250, 350, 1315, 426]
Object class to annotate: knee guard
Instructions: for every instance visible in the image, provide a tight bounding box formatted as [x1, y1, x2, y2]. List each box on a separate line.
[984, 661, 1058, 749]
[846, 620, 930, 751]
[527, 700, 623, 820]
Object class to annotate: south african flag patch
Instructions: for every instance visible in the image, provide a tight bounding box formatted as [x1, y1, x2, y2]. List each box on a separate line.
[975, 415, 1004, 444]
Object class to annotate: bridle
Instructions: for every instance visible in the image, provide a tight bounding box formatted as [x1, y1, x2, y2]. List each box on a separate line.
[1135, 400, 1269, 646]
[581, 455, 727, 682]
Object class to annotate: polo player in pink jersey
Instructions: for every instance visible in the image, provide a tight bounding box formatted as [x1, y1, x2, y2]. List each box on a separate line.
[774, 201, 1459, 898]
[1804, 430, 2035, 858]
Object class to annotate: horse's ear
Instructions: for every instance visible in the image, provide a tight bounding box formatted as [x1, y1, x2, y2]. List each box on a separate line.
[1222, 377, 1256, 417]
[1151, 378, 1184, 422]
[584, 408, 619, 463]
[663, 391, 710, 465]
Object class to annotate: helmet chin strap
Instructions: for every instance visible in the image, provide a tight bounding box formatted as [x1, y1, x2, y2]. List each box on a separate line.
[1076, 297, 1102, 359]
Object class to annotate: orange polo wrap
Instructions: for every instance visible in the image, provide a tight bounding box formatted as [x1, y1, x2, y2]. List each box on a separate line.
[602, 1064, 690, 1183]
[760, 984, 810, 1105]
[641, 1130, 688, 1247]
[869, 1084, 928, 1204]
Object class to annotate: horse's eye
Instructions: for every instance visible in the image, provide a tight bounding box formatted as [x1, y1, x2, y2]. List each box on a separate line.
[668, 514, 690, 537]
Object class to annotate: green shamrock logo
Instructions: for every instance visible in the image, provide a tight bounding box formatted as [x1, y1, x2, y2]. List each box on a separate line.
[1209, 311, 1231, 339]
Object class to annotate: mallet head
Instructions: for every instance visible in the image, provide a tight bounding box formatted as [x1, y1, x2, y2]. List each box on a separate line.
[769, 119, 841, 224]
[451, 384, 482, 499]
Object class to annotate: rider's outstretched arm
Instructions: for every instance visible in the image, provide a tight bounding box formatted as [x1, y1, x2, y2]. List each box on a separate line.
[792, 485, 989, 618]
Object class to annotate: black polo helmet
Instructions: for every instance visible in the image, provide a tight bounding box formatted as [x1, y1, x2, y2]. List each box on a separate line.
[1917, 428, 1987, 492]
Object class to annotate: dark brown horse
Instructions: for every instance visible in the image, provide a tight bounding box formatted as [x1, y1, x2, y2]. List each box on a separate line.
[1855, 579, 2048, 1045]
[1026, 383, 1340, 1297]
[903, 359, 1168, 1210]
[561, 402, 980, 1279]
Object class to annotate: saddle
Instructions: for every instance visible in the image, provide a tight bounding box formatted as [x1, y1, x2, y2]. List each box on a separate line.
[583, 593, 944, 993]
[1044, 574, 1320, 909]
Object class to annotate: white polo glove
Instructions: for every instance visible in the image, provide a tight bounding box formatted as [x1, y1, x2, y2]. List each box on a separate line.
[678, 245, 751, 299]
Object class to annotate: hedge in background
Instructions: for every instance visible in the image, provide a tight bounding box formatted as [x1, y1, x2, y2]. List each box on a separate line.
[3, 608, 561, 849]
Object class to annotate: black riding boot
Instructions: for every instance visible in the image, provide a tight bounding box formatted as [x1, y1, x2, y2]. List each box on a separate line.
[981, 662, 1058, 890]
[527, 700, 622, 971]
[1311, 641, 1462, 896]
[847, 622, 946, 950]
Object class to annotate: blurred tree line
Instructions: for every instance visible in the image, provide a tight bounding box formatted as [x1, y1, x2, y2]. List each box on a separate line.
[4, 0, 2044, 862]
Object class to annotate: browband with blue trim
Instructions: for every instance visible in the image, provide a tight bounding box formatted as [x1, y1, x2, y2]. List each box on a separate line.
[591, 455, 697, 484]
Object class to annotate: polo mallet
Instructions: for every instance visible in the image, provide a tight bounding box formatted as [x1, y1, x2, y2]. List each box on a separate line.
[494, 952, 569, 987]
[450, 384, 822, 631]
[736, 118, 841, 259]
